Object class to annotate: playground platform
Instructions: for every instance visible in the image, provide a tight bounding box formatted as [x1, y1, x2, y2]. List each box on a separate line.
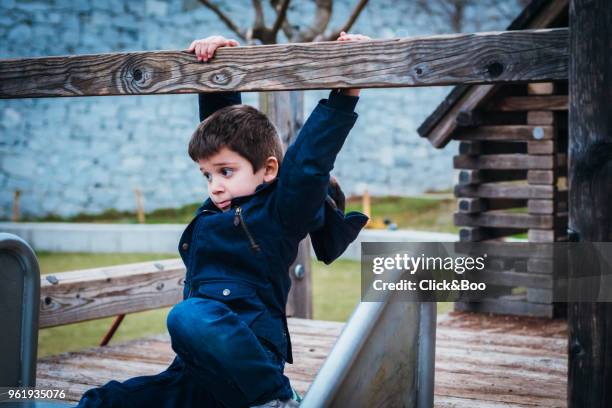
[36, 311, 567, 407]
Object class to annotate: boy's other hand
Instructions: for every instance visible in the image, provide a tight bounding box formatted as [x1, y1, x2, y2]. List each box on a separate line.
[187, 36, 240, 62]
[336, 32, 371, 97]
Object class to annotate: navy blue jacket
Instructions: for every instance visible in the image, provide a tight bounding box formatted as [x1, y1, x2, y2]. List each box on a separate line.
[178, 91, 368, 364]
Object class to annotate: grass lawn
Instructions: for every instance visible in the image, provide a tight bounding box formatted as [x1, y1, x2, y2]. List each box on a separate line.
[25, 195, 458, 233]
[37, 252, 453, 357]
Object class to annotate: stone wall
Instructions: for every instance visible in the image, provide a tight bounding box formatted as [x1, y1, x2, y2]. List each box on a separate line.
[0, 0, 521, 218]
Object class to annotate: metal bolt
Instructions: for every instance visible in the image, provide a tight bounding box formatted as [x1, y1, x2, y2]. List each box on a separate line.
[532, 126, 544, 140]
[294, 264, 305, 280]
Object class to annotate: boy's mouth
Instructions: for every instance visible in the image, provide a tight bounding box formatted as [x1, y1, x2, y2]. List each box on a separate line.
[216, 200, 231, 210]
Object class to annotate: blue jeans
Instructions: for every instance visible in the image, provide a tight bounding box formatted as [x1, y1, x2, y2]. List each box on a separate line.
[76, 298, 292, 408]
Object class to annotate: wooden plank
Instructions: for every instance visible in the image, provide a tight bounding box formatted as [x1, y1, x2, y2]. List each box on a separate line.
[459, 141, 525, 155]
[568, 2, 612, 405]
[40, 259, 185, 328]
[528, 199, 555, 214]
[528, 228, 568, 242]
[455, 298, 555, 318]
[454, 125, 554, 141]
[418, 0, 569, 149]
[455, 183, 554, 199]
[470, 269, 554, 289]
[0, 29, 569, 99]
[459, 227, 525, 242]
[528, 140, 555, 154]
[528, 170, 555, 184]
[455, 212, 554, 229]
[458, 170, 526, 185]
[454, 242, 554, 259]
[527, 110, 555, 125]
[493, 95, 568, 111]
[457, 198, 525, 213]
[527, 258, 554, 274]
[527, 82, 555, 95]
[454, 154, 561, 170]
[455, 110, 526, 127]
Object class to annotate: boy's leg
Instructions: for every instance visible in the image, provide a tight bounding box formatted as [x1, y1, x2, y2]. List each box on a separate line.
[76, 356, 223, 408]
[167, 297, 293, 407]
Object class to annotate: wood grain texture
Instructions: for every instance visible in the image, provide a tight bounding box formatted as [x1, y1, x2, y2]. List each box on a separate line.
[455, 183, 554, 199]
[37, 312, 567, 407]
[0, 29, 568, 98]
[454, 211, 554, 229]
[40, 259, 185, 328]
[454, 125, 554, 141]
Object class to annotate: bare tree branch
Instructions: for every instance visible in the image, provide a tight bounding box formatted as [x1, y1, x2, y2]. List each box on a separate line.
[325, 0, 369, 41]
[271, 0, 291, 37]
[198, 0, 246, 41]
[295, 0, 332, 42]
[252, 0, 265, 30]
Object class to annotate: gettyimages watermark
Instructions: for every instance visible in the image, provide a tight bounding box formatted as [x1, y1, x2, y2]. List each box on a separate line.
[361, 242, 612, 303]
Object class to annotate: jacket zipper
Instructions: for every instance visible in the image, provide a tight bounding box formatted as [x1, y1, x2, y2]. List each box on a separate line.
[234, 206, 261, 252]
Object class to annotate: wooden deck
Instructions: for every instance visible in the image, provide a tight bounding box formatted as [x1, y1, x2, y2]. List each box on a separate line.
[37, 311, 567, 407]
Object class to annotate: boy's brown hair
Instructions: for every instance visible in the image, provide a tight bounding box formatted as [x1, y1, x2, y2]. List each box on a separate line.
[188, 104, 284, 172]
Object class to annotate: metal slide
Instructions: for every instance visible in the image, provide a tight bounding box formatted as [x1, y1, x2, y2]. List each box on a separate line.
[301, 277, 436, 407]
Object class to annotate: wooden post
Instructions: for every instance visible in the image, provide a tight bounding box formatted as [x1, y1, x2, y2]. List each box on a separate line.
[362, 188, 371, 226]
[12, 190, 20, 222]
[133, 188, 145, 224]
[568, 0, 612, 406]
[260, 91, 312, 319]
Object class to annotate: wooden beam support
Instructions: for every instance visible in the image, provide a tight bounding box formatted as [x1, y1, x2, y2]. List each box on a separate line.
[493, 95, 568, 112]
[454, 211, 554, 229]
[454, 125, 554, 141]
[0, 28, 568, 98]
[568, 0, 612, 406]
[458, 169, 526, 185]
[455, 183, 554, 199]
[454, 154, 565, 170]
[40, 259, 185, 328]
[457, 197, 525, 213]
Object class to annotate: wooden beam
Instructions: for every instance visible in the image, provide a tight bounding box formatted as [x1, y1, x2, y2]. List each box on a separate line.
[493, 95, 568, 111]
[0, 28, 568, 98]
[568, 0, 612, 406]
[40, 259, 185, 328]
[458, 227, 525, 242]
[457, 198, 525, 213]
[454, 125, 554, 141]
[454, 154, 564, 170]
[454, 211, 554, 229]
[455, 183, 554, 199]
[458, 169, 526, 185]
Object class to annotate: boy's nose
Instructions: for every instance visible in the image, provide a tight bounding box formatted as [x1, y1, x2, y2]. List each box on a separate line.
[210, 179, 224, 194]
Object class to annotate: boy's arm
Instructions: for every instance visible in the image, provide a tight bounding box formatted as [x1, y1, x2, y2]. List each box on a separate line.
[198, 92, 241, 122]
[276, 89, 359, 236]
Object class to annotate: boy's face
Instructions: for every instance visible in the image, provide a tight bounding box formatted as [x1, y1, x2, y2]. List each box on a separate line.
[198, 147, 278, 212]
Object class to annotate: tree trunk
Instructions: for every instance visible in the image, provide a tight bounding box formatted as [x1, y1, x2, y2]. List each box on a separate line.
[568, 0, 612, 406]
[259, 91, 313, 319]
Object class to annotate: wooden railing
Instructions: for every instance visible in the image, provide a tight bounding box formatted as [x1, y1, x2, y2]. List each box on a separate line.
[1, 28, 567, 98]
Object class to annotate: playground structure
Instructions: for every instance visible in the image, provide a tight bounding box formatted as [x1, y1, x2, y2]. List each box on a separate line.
[1, 0, 610, 406]
[418, 0, 569, 318]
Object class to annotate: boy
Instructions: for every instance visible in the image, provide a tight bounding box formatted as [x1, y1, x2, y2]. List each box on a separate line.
[77, 32, 369, 408]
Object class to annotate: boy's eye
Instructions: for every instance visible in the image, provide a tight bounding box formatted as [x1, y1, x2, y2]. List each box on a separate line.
[221, 168, 233, 177]
[203, 172, 212, 182]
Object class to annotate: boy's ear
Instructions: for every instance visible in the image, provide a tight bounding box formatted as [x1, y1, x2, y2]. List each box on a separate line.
[262, 156, 279, 182]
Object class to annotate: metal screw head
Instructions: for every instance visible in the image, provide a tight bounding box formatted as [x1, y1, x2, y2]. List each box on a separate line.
[532, 126, 544, 140]
[222, 288, 231, 296]
[294, 264, 305, 280]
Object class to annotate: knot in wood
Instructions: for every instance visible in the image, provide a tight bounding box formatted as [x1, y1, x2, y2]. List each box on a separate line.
[156, 282, 165, 291]
[485, 61, 504, 78]
[211, 70, 231, 86]
[133, 69, 143, 81]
